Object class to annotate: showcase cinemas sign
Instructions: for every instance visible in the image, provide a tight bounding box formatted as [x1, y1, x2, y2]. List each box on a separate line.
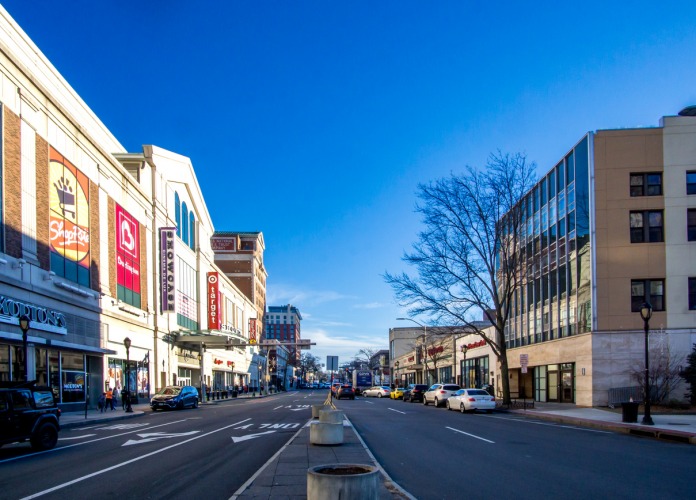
[160, 228, 176, 313]
[0, 295, 67, 335]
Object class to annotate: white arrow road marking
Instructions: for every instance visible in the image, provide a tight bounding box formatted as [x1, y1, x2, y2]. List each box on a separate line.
[388, 408, 406, 415]
[59, 434, 96, 441]
[231, 430, 276, 443]
[446, 426, 495, 444]
[234, 424, 254, 430]
[289, 408, 305, 411]
[123, 431, 200, 446]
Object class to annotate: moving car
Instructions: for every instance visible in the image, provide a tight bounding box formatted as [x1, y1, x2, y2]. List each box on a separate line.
[150, 385, 199, 411]
[447, 388, 496, 413]
[423, 384, 461, 407]
[390, 387, 405, 399]
[336, 385, 355, 400]
[0, 381, 61, 451]
[402, 384, 428, 403]
[362, 386, 391, 398]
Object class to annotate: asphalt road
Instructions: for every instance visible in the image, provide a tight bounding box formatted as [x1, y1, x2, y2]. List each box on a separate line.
[337, 395, 696, 500]
[0, 391, 317, 500]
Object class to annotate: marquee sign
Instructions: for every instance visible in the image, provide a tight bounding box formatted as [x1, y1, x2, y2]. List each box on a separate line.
[249, 318, 257, 344]
[207, 272, 221, 330]
[159, 228, 176, 313]
[0, 294, 67, 335]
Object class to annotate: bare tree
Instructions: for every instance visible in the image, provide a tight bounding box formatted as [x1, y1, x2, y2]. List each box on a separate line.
[631, 341, 686, 404]
[385, 152, 536, 404]
[353, 348, 379, 370]
[298, 353, 322, 383]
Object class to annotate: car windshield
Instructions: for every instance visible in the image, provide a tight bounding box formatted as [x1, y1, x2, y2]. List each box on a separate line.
[381, 386, 390, 390]
[158, 387, 181, 396]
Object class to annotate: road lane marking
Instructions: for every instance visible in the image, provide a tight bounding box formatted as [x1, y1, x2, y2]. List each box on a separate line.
[0, 419, 193, 464]
[388, 408, 406, 414]
[364, 401, 374, 405]
[231, 430, 276, 443]
[446, 426, 495, 443]
[58, 435, 96, 441]
[123, 431, 200, 446]
[273, 405, 284, 410]
[20, 419, 252, 500]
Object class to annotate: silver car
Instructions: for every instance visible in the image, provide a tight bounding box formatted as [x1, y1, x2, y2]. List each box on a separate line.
[362, 386, 391, 398]
[447, 388, 496, 413]
[423, 384, 461, 407]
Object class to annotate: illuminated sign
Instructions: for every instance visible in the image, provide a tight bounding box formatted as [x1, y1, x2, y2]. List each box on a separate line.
[159, 228, 176, 313]
[207, 272, 221, 330]
[116, 204, 140, 295]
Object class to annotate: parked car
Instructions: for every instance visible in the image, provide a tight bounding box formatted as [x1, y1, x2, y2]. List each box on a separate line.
[447, 388, 496, 413]
[390, 387, 405, 399]
[402, 384, 428, 403]
[0, 381, 61, 451]
[423, 384, 461, 407]
[150, 385, 199, 411]
[362, 386, 391, 398]
[336, 385, 355, 400]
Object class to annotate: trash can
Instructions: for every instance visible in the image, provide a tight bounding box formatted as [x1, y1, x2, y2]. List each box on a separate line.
[621, 402, 639, 423]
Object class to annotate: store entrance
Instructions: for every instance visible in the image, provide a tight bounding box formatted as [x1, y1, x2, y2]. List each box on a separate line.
[547, 363, 574, 403]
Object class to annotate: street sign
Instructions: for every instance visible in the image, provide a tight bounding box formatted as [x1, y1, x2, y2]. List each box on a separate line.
[520, 354, 529, 374]
[326, 356, 338, 371]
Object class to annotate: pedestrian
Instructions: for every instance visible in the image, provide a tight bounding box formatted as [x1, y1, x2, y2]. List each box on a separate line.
[112, 387, 120, 409]
[98, 392, 106, 413]
[121, 389, 129, 410]
[105, 387, 114, 411]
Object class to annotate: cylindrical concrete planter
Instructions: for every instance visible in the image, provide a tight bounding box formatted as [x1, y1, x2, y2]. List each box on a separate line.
[307, 464, 379, 500]
[309, 421, 343, 445]
[319, 409, 344, 424]
[311, 404, 325, 419]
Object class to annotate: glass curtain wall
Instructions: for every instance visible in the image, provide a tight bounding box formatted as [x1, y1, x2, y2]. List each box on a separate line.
[507, 135, 592, 347]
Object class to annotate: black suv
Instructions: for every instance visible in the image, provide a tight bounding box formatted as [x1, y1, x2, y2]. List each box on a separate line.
[0, 381, 61, 451]
[402, 384, 428, 403]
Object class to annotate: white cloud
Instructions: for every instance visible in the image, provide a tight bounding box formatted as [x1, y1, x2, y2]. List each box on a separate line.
[302, 327, 387, 365]
[353, 302, 384, 310]
[267, 284, 354, 307]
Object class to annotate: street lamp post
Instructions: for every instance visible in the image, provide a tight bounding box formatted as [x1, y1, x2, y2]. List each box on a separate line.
[639, 302, 654, 426]
[19, 315, 30, 381]
[123, 337, 133, 413]
[395, 361, 400, 387]
[460, 345, 468, 387]
[397, 317, 427, 384]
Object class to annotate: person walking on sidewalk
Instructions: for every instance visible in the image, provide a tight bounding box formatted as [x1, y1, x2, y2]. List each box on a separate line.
[112, 387, 120, 409]
[121, 389, 129, 410]
[98, 392, 106, 413]
[105, 388, 114, 411]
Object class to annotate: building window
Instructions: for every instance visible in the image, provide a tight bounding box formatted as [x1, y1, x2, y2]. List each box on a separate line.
[687, 171, 696, 195]
[175, 192, 181, 238]
[689, 209, 696, 242]
[631, 279, 665, 312]
[630, 173, 662, 197]
[630, 210, 663, 243]
[689, 278, 696, 310]
[189, 212, 196, 250]
[181, 202, 189, 246]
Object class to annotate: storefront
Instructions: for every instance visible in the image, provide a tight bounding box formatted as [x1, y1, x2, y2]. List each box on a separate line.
[461, 356, 490, 389]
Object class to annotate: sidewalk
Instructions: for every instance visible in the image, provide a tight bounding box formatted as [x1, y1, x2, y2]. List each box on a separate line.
[508, 402, 696, 445]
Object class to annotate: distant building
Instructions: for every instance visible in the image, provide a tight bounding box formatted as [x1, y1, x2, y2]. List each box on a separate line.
[211, 232, 268, 339]
[265, 304, 302, 365]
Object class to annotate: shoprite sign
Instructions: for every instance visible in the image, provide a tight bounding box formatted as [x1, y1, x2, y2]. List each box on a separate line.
[0, 294, 67, 335]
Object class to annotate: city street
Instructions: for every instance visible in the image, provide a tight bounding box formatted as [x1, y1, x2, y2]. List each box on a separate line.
[0, 392, 313, 500]
[3, 390, 696, 500]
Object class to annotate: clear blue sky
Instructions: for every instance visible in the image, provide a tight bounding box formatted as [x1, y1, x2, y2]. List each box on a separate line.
[4, 1, 695, 365]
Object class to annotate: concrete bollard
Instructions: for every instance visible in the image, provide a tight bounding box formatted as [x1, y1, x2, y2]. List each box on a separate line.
[311, 404, 325, 419]
[309, 421, 343, 445]
[318, 409, 344, 424]
[307, 464, 379, 500]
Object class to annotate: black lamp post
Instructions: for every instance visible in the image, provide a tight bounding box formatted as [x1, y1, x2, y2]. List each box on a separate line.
[19, 315, 30, 381]
[460, 345, 468, 387]
[395, 361, 400, 387]
[639, 302, 654, 425]
[124, 337, 133, 413]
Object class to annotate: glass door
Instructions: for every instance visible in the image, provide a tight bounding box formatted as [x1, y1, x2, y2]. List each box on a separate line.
[548, 371, 559, 402]
[560, 366, 574, 403]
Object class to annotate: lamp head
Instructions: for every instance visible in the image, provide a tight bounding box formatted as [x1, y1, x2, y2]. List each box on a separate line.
[19, 315, 30, 333]
[123, 337, 131, 350]
[640, 302, 653, 322]
[395, 361, 400, 368]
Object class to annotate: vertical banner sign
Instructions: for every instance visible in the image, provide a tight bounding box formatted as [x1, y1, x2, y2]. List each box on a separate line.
[249, 318, 257, 345]
[207, 272, 221, 330]
[115, 204, 140, 297]
[159, 228, 176, 313]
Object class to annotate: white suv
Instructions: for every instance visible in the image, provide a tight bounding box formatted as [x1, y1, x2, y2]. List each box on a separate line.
[423, 384, 461, 407]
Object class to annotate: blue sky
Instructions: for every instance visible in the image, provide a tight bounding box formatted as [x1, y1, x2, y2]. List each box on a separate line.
[4, 1, 696, 365]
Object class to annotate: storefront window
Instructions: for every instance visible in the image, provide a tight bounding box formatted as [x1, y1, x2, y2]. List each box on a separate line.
[461, 357, 489, 388]
[0, 345, 9, 381]
[35, 347, 48, 386]
[11, 345, 25, 381]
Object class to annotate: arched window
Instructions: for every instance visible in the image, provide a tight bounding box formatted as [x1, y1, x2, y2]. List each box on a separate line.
[182, 202, 189, 246]
[189, 212, 196, 250]
[175, 192, 181, 238]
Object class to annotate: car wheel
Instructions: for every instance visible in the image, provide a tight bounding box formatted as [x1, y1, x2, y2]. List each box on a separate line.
[423, 397, 428, 406]
[460, 403, 466, 413]
[434, 398, 439, 408]
[446, 400, 451, 410]
[177, 401, 184, 410]
[193, 399, 199, 409]
[378, 393, 383, 398]
[31, 423, 58, 451]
